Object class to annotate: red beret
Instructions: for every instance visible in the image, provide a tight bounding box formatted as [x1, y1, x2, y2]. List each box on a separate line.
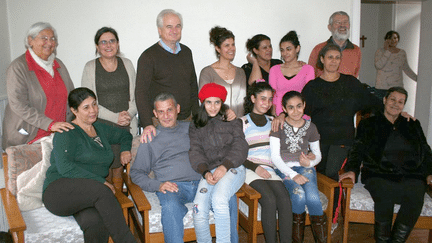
[198, 83, 227, 103]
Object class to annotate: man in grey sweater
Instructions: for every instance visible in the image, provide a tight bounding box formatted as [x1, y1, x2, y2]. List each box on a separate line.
[130, 92, 239, 243]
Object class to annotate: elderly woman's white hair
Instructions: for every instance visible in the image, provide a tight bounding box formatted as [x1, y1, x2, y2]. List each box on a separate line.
[156, 9, 183, 29]
[24, 22, 58, 49]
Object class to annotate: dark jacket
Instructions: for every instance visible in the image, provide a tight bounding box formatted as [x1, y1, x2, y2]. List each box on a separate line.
[188, 117, 248, 175]
[345, 113, 432, 183]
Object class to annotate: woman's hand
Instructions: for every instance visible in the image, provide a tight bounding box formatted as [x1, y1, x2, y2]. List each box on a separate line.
[141, 125, 157, 143]
[117, 111, 131, 126]
[306, 152, 316, 161]
[256, 166, 271, 179]
[339, 171, 356, 183]
[299, 152, 311, 167]
[271, 113, 286, 132]
[49, 122, 75, 133]
[213, 165, 227, 183]
[204, 172, 218, 185]
[225, 109, 237, 121]
[120, 151, 132, 166]
[427, 175, 432, 185]
[104, 181, 116, 194]
[246, 53, 258, 65]
[293, 174, 309, 185]
[401, 112, 416, 121]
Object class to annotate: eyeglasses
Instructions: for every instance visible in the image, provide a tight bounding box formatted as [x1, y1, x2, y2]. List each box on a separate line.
[99, 39, 117, 46]
[36, 36, 57, 43]
[333, 21, 349, 26]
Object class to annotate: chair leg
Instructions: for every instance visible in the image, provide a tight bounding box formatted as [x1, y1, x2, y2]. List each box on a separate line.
[374, 221, 391, 243]
[310, 213, 328, 243]
[391, 222, 413, 243]
[292, 212, 306, 243]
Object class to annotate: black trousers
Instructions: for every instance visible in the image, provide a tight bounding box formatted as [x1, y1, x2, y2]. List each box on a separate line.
[43, 178, 135, 243]
[365, 177, 426, 228]
[250, 179, 292, 243]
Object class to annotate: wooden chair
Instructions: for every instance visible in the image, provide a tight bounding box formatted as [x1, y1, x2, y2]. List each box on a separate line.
[340, 178, 432, 243]
[238, 172, 339, 243]
[1, 149, 133, 243]
[122, 136, 245, 243]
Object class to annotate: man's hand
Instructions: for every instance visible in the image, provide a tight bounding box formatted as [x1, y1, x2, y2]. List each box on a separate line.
[401, 112, 416, 121]
[104, 181, 116, 194]
[117, 111, 131, 126]
[339, 171, 356, 183]
[212, 165, 227, 182]
[272, 113, 286, 132]
[205, 172, 218, 185]
[49, 122, 75, 133]
[141, 125, 157, 143]
[120, 151, 132, 166]
[256, 166, 271, 179]
[159, 181, 178, 194]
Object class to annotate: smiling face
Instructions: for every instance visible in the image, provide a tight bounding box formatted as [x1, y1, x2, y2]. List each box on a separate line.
[153, 99, 180, 128]
[216, 38, 236, 61]
[254, 39, 273, 62]
[71, 96, 99, 126]
[251, 90, 273, 115]
[96, 32, 119, 59]
[328, 14, 350, 41]
[280, 41, 299, 63]
[388, 33, 399, 47]
[204, 97, 222, 117]
[383, 91, 406, 121]
[321, 49, 341, 73]
[158, 13, 182, 45]
[28, 28, 56, 60]
[282, 96, 305, 122]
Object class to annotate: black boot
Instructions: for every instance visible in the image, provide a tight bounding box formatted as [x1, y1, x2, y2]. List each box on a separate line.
[310, 213, 328, 243]
[391, 222, 413, 243]
[292, 212, 306, 243]
[374, 221, 391, 243]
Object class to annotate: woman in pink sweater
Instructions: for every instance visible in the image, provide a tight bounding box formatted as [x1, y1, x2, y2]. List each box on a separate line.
[269, 31, 314, 116]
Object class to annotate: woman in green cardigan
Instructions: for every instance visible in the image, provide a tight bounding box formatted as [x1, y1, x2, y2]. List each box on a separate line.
[42, 88, 136, 243]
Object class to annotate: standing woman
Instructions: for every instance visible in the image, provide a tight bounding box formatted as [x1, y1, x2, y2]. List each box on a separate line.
[199, 26, 247, 117]
[241, 34, 282, 86]
[269, 31, 314, 116]
[374, 31, 417, 99]
[241, 82, 292, 243]
[189, 83, 248, 242]
[82, 27, 138, 190]
[2, 22, 75, 150]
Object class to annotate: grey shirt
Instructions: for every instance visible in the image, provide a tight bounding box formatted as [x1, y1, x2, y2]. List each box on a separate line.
[130, 121, 201, 192]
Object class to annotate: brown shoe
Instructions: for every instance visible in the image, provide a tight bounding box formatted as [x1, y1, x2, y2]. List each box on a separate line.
[292, 212, 306, 243]
[310, 213, 328, 243]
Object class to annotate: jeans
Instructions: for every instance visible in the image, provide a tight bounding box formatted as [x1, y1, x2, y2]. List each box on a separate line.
[156, 180, 239, 243]
[276, 167, 323, 216]
[193, 165, 246, 243]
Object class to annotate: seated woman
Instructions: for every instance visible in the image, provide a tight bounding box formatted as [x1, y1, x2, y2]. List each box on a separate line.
[199, 26, 247, 117]
[241, 82, 292, 242]
[42, 88, 136, 243]
[340, 87, 432, 242]
[241, 34, 282, 86]
[189, 83, 248, 242]
[271, 91, 325, 243]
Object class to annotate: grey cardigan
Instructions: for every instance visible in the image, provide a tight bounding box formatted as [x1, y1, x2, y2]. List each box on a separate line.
[2, 53, 74, 150]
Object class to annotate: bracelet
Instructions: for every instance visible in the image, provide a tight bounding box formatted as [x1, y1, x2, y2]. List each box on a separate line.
[48, 122, 55, 132]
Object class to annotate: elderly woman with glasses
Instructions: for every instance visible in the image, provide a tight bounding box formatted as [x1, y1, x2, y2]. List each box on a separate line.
[2, 22, 75, 150]
[81, 27, 138, 190]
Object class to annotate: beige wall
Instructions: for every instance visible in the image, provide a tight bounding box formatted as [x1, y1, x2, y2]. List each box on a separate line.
[0, 0, 10, 100]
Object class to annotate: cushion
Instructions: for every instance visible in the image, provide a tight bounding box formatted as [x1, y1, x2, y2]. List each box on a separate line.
[134, 191, 215, 233]
[5, 143, 42, 195]
[349, 182, 432, 216]
[239, 191, 328, 221]
[16, 135, 54, 211]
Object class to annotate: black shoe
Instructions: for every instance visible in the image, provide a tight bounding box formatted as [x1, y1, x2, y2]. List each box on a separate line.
[374, 221, 391, 243]
[391, 222, 413, 243]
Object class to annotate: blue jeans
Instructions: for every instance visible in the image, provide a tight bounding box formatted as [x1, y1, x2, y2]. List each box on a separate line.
[193, 166, 246, 243]
[276, 167, 323, 216]
[156, 180, 239, 243]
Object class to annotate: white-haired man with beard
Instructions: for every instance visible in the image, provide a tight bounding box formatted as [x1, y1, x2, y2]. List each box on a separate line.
[308, 11, 361, 78]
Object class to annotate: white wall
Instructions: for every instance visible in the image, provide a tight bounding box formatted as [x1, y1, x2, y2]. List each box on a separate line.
[0, 0, 10, 100]
[5, 0, 354, 88]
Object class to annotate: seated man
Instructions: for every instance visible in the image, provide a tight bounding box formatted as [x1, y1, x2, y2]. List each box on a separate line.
[130, 92, 239, 243]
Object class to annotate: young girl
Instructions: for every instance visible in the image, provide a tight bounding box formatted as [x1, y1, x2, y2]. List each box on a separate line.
[189, 83, 248, 243]
[270, 91, 326, 243]
[241, 82, 292, 243]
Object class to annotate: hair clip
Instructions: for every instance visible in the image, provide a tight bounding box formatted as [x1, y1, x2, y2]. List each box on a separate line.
[256, 79, 265, 83]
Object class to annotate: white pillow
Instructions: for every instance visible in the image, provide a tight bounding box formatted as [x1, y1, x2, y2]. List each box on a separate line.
[16, 134, 54, 211]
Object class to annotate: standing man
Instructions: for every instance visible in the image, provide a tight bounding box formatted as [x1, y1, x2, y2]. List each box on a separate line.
[131, 92, 239, 243]
[308, 11, 361, 78]
[135, 9, 199, 128]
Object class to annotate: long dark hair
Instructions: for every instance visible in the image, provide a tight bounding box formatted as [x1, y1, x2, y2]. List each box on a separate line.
[244, 82, 274, 115]
[193, 102, 229, 128]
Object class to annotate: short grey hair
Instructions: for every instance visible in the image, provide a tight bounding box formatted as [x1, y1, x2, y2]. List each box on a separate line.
[24, 22, 58, 49]
[156, 9, 183, 29]
[153, 92, 178, 108]
[329, 11, 350, 25]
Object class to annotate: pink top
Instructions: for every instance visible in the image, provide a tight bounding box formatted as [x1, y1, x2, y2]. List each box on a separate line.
[269, 64, 314, 115]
